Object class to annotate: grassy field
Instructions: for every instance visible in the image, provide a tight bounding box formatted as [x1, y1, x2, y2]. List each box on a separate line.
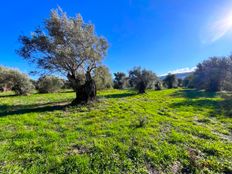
[0, 89, 231, 173]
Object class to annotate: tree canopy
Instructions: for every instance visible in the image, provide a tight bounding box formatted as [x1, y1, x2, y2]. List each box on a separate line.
[18, 7, 108, 104]
[191, 56, 232, 92]
[129, 67, 159, 93]
[37, 75, 64, 93]
[163, 74, 178, 89]
[0, 66, 34, 95]
[93, 65, 113, 90]
[113, 72, 128, 89]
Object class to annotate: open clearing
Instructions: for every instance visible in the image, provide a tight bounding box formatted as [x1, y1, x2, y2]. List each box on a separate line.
[0, 89, 232, 173]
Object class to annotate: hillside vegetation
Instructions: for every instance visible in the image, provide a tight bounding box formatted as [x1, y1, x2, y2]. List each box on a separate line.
[0, 89, 232, 173]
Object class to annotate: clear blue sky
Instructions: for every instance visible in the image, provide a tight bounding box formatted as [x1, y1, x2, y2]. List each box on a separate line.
[1, 0, 232, 77]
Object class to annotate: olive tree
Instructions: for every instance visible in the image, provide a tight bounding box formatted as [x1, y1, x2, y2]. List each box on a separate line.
[163, 74, 178, 89]
[93, 65, 113, 90]
[18, 8, 108, 104]
[113, 72, 127, 89]
[0, 66, 34, 95]
[129, 67, 158, 93]
[177, 78, 183, 87]
[192, 57, 232, 92]
[183, 75, 194, 88]
[37, 76, 64, 93]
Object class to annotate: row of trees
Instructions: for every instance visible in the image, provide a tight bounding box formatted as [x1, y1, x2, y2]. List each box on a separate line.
[16, 8, 171, 104]
[2, 55, 231, 97]
[2, 7, 230, 105]
[0, 66, 67, 95]
[113, 67, 161, 93]
[0, 64, 181, 95]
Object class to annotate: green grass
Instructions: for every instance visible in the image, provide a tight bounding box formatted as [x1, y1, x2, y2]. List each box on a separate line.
[0, 89, 231, 173]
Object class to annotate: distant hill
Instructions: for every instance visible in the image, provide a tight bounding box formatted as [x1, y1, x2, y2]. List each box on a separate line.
[159, 72, 193, 80]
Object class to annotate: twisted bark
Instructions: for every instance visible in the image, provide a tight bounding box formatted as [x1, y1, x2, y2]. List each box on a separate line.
[68, 72, 97, 105]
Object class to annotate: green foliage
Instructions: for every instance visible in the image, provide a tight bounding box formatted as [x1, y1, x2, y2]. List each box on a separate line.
[183, 74, 194, 88]
[163, 73, 178, 89]
[192, 56, 232, 92]
[37, 76, 64, 93]
[93, 65, 113, 90]
[0, 89, 231, 173]
[129, 67, 159, 93]
[17, 7, 109, 103]
[0, 66, 34, 95]
[177, 78, 183, 87]
[113, 72, 128, 89]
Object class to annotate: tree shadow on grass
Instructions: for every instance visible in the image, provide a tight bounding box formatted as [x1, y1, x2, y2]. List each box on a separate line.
[0, 94, 17, 98]
[0, 101, 70, 118]
[170, 99, 219, 110]
[101, 92, 137, 99]
[172, 89, 217, 99]
[215, 95, 232, 118]
[170, 89, 232, 118]
[59, 90, 75, 94]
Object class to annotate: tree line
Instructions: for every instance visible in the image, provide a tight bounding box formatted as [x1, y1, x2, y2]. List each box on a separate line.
[1, 7, 232, 104]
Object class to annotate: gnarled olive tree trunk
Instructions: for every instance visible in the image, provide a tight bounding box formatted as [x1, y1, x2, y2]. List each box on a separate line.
[68, 72, 97, 105]
[138, 81, 146, 94]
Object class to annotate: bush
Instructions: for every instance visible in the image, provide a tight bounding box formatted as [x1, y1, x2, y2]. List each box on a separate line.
[37, 76, 64, 93]
[0, 66, 34, 95]
[11, 73, 34, 95]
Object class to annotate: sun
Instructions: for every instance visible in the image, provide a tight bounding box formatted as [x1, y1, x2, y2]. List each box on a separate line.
[210, 10, 232, 42]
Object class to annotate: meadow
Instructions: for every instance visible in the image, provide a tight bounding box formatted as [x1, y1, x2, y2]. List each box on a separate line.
[0, 89, 231, 173]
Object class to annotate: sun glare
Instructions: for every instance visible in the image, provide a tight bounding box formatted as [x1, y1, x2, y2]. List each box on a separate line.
[207, 10, 232, 43]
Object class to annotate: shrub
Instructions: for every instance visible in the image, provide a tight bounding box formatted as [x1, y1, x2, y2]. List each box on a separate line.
[37, 76, 64, 93]
[0, 66, 34, 95]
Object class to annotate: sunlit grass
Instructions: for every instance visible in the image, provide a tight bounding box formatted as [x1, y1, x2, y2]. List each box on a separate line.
[0, 89, 231, 173]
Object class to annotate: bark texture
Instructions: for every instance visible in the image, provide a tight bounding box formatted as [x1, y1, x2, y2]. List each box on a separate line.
[68, 72, 97, 105]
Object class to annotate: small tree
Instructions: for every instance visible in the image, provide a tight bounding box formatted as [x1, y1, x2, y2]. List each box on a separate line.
[0, 66, 34, 95]
[93, 65, 113, 90]
[163, 74, 178, 89]
[37, 76, 64, 93]
[113, 72, 127, 89]
[18, 7, 108, 104]
[129, 67, 158, 93]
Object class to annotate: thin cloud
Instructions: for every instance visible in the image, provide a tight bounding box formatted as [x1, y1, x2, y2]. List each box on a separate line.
[160, 67, 196, 76]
